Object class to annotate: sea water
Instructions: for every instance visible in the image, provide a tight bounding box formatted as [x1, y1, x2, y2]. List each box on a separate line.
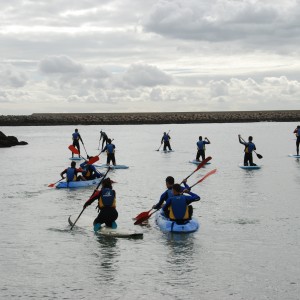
[0, 122, 299, 299]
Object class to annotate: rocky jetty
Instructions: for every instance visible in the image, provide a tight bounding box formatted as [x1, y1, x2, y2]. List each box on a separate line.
[0, 110, 299, 126]
[0, 131, 28, 147]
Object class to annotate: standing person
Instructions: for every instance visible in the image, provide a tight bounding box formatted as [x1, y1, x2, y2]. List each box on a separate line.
[196, 136, 210, 162]
[60, 161, 85, 182]
[162, 183, 200, 223]
[83, 178, 118, 231]
[161, 132, 172, 151]
[293, 125, 300, 155]
[152, 176, 190, 210]
[99, 130, 109, 151]
[72, 128, 84, 158]
[238, 134, 257, 166]
[101, 139, 116, 166]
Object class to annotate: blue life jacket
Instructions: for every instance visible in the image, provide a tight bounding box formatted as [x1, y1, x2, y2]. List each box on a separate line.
[163, 134, 170, 142]
[106, 144, 115, 154]
[297, 128, 300, 137]
[72, 132, 79, 140]
[245, 142, 255, 153]
[197, 140, 208, 150]
[66, 167, 77, 182]
[168, 195, 189, 220]
[98, 188, 116, 208]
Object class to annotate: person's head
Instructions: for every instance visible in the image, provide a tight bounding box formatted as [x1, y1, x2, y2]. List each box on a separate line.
[102, 178, 112, 189]
[75, 128, 78, 132]
[165, 176, 174, 188]
[172, 184, 181, 195]
[248, 136, 253, 142]
[107, 138, 112, 144]
[297, 125, 300, 129]
[100, 130, 102, 133]
[199, 136, 203, 141]
[71, 161, 76, 168]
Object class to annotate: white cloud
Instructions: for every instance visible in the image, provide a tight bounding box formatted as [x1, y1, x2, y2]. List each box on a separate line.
[39, 55, 84, 73]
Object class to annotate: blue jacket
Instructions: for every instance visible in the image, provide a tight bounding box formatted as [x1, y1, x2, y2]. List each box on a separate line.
[102, 144, 115, 154]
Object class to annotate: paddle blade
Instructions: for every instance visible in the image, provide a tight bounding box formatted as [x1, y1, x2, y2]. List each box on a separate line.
[48, 183, 55, 188]
[88, 156, 99, 165]
[191, 169, 217, 188]
[134, 209, 152, 220]
[68, 145, 79, 154]
[256, 153, 263, 159]
[195, 156, 212, 171]
[134, 215, 151, 225]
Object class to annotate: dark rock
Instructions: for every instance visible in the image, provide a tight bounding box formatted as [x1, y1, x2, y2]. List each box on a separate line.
[0, 131, 28, 147]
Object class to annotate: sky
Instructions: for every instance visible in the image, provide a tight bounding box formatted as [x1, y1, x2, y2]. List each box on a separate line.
[1, 0, 300, 114]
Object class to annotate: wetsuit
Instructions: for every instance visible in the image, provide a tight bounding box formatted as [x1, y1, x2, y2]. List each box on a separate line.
[161, 133, 172, 151]
[72, 132, 82, 156]
[163, 191, 200, 224]
[240, 140, 256, 166]
[153, 182, 190, 210]
[100, 131, 109, 150]
[84, 188, 118, 228]
[295, 128, 300, 155]
[196, 140, 210, 161]
[102, 143, 116, 165]
[80, 161, 103, 180]
[61, 167, 81, 182]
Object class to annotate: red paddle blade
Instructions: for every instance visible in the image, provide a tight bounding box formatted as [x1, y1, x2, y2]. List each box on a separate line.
[192, 169, 217, 187]
[134, 214, 151, 225]
[195, 156, 212, 170]
[68, 145, 79, 154]
[88, 156, 99, 165]
[48, 183, 55, 187]
[134, 209, 152, 220]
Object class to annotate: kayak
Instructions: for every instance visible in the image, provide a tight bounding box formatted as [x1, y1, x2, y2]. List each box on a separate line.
[189, 159, 211, 165]
[288, 154, 300, 158]
[68, 214, 143, 238]
[155, 211, 199, 233]
[69, 157, 83, 161]
[239, 163, 261, 170]
[94, 164, 129, 169]
[56, 178, 101, 189]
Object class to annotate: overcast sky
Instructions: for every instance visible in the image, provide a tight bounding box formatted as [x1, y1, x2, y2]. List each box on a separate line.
[1, 0, 300, 114]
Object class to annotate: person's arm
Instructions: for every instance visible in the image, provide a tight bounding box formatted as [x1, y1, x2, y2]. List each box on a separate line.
[84, 190, 100, 208]
[101, 145, 107, 153]
[238, 134, 246, 145]
[60, 169, 67, 179]
[185, 191, 200, 205]
[168, 135, 171, 140]
[181, 182, 191, 191]
[162, 198, 171, 213]
[205, 137, 210, 144]
[153, 190, 168, 209]
[161, 136, 164, 144]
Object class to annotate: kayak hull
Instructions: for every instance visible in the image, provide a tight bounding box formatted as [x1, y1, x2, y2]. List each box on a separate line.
[56, 178, 101, 188]
[155, 212, 199, 233]
[239, 163, 261, 170]
[68, 214, 143, 238]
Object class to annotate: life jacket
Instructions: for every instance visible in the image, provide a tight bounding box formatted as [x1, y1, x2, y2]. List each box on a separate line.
[245, 142, 255, 153]
[197, 140, 206, 151]
[82, 165, 93, 178]
[167, 188, 174, 199]
[168, 195, 189, 221]
[106, 144, 115, 154]
[98, 188, 116, 208]
[163, 134, 170, 142]
[72, 132, 79, 140]
[297, 129, 300, 137]
[66, 167, 77, 182]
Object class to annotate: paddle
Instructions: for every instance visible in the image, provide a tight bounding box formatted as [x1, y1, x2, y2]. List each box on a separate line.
[239, 136, 263, 159]
[70, 167, 111, 230]
[89, 138, 115, 164]
[189, 169, 217, 188]
[134, 157, 211, 225]
[181, 156, 212, 182]
[68, 145, 99, 164]
[156, 130, 170, 151]
[48, 178, 64, 188]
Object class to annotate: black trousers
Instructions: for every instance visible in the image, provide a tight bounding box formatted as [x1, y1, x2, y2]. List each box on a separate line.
[296, 137, 300, 154]
[244, 153, 256, 166]
[94, 207, 118, 228]
[196, 150, 205, 161]
[107, 153, 116, 165]
[163, 141, 172, 151]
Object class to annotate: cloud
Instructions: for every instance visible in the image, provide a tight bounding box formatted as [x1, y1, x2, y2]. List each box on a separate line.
[39, 55, 84, 73]
[0, 64, 28, 87]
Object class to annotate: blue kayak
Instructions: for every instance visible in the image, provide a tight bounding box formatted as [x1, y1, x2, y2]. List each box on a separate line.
[56, 178, 101, 189]
[155, 211, 199, 233]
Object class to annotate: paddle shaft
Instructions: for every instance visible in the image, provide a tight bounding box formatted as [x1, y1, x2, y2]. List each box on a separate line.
[48, 177, 64, 187]
[182, 156, 212, 182]
[190, 169, 217, 188]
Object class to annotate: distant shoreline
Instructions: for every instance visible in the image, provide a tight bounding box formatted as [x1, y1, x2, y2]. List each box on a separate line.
[0, 111, 299, 126]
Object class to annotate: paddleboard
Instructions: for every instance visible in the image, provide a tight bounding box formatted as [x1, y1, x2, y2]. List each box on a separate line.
[288, 154, 300, 158]
[69, 157, 83, 161]
[189, 160, 211, 165]
[68, 214, 143, 238]
[94, 164, 129, 169]
[239, 163, 261, 170]
[162, 150, 174, 153]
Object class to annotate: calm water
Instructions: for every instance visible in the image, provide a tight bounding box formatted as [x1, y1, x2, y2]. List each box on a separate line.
[0, 122, 299, 300]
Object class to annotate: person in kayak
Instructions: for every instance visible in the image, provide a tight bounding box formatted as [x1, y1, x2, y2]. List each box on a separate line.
[101, 139, 116, 166]
[162, 183, 200, 224]
[161, 132, 172, 151]
[80, 159, 103, 180]
[196, 136, 211, 161]
[83, 178, 118, 231]
[238, 134, 257, 166]
[294, 125, 300, 155]
[60, 161, 85, 182]
[152, 176, 190, 210]
[99, 130, 109, 151]
[72, 128, 84, 158]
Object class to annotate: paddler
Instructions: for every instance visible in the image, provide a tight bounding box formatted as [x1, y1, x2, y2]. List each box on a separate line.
[80, 158, 103, 180]
[72, 128, 84, 158]
[60, 161, 85, 182]
[83, 178, 118, 231]
[101, 139, 116, 166]
[161, 132, 172, 151]
[196, 136, 210, 162]
[294, 125, 300, 155]
[99, 130, 109, 151]
[238, 134, 257, 166]
[162, 183, 200, 223]
[152, 176, 190, 210]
